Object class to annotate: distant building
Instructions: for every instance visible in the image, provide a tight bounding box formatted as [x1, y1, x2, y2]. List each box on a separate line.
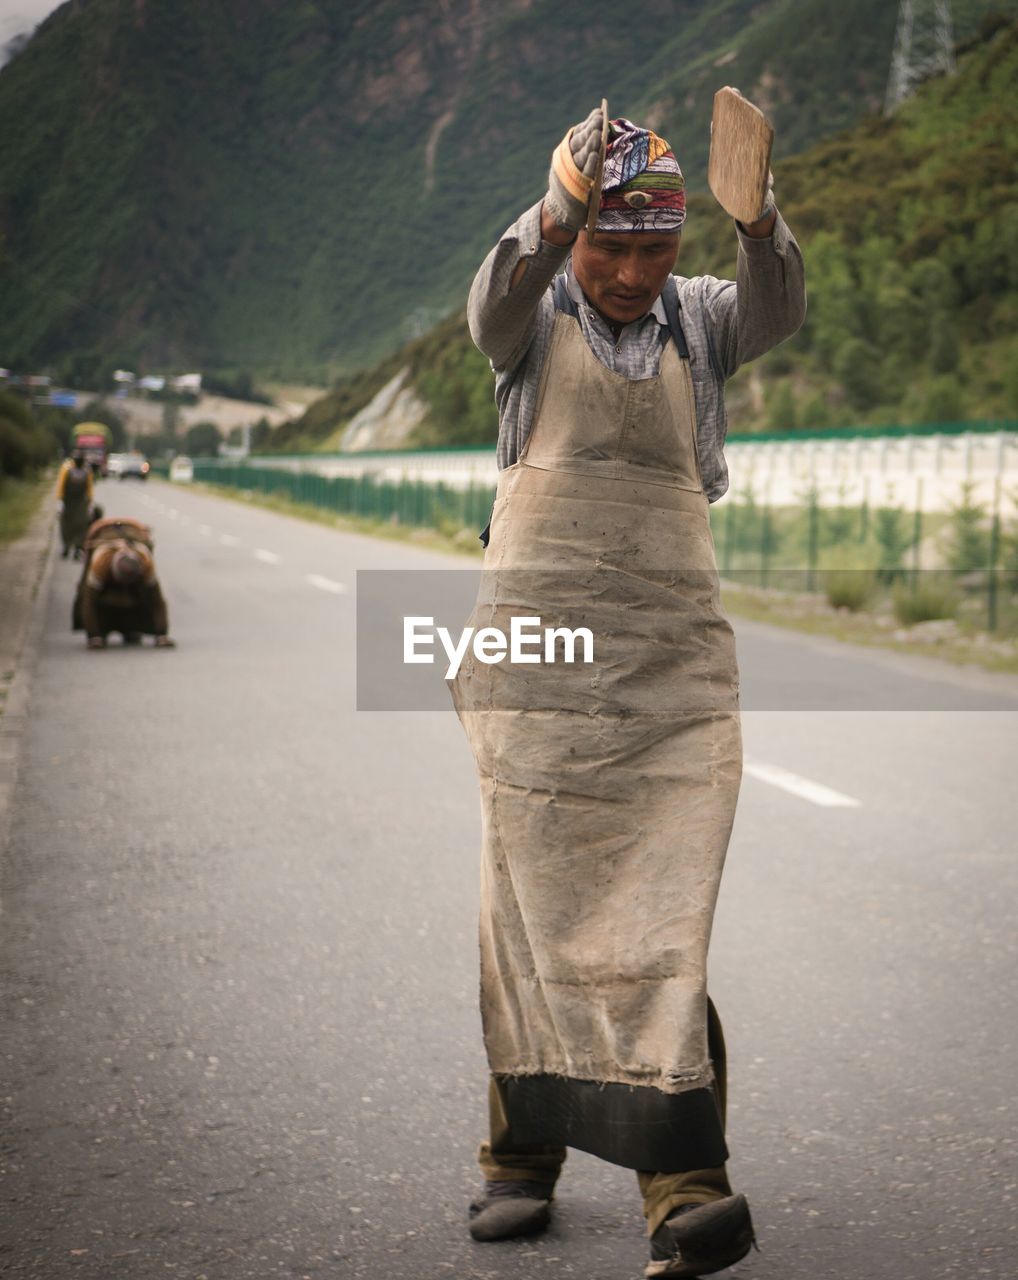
[172, 372, 202, 395]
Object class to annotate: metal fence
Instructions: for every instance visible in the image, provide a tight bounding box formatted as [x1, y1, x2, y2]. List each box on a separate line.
[187, 452, 1017, 636]
[713, 483, 1017, 636]
[233, 420, 1018, 511]
[193, 460, 496, 537]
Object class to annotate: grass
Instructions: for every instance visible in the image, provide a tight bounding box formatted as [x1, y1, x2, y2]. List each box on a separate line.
[721, 579, 1018, 675]
[0, 474, 52, 547]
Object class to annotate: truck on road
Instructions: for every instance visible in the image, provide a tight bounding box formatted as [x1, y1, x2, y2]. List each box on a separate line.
[69, 421, 113, 476]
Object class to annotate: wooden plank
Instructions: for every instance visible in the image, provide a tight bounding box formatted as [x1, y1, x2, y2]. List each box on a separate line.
[707, 87, 773, 224]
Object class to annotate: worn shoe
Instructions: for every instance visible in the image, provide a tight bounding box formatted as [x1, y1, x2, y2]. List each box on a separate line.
[645, 1194, 755, 1278]
[468, 1179, 553, 1242]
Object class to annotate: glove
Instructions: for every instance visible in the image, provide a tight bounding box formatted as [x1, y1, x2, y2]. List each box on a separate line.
[757, 168, 775, 223]
[545, 105, 604, 233]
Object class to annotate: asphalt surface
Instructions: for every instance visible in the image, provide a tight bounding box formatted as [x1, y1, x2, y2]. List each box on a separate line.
[1, 477, 1015, 1279]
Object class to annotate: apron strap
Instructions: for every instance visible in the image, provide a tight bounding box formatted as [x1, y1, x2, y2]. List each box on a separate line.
[480, 274, 690, 549]
[659, 275, 690, 361]
[552, 273, 579, 317]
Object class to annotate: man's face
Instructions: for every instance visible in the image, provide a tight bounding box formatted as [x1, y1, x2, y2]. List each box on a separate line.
[571, 231, 680, 326]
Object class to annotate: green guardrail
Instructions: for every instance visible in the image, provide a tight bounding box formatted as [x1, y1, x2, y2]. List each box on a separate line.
[212, 419, 1017, 465]
[192, 460, 496, 537]
[184, 459, 1017, 637]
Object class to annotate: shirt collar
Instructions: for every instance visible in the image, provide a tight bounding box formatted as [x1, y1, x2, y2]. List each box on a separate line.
[565, 262, 668, 328]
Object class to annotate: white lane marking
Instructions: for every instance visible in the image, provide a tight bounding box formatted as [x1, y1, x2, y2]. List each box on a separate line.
[306, 574, 347, 595]
[254, 549, 281, 565]
[744, 760, 860, 809]
[167, 508, 178, 519]
[219, 533, 240, 547]
[198, 524, 212, 536]
[179, 514, 190, 526]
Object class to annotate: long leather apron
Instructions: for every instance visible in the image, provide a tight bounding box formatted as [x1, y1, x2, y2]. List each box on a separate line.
[452, 287, 741, 1173]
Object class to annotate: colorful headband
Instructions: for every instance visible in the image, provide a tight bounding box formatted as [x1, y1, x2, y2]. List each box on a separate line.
[597, 118, 686, 233]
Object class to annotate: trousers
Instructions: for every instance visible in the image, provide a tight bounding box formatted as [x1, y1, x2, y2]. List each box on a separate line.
[478, 998, 733, 1236]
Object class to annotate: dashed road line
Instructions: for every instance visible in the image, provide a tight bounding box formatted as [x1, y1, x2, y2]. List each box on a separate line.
[198, 524, 212, 536]
[306, 574, 347, 595]
[744, 760, 860, 809]
[219, 534, 240, 547]
[254, 549, 281, 565]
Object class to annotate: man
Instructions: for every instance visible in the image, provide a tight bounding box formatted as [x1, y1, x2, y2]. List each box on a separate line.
[452, 99, 805, 1278]
[55, 451, 94, 559]
[73, 517, 175, 649]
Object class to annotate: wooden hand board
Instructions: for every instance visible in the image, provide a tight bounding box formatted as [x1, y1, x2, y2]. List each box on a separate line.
[585, 98, 609, 244]
[707, 87, 773, 224]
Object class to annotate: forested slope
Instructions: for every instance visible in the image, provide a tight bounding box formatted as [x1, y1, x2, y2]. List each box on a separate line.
[272, 16, 1018, 452]
[0, 0, 1009, 382]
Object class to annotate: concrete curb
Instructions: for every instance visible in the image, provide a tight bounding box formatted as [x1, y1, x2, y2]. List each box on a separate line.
[0, 509, 57, 861]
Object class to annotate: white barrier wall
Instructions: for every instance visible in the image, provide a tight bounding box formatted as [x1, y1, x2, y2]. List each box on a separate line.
[720, 432, 1018, 513]
[243, 431, 1018, 515]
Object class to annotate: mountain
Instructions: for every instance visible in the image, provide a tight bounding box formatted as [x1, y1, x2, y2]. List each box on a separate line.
[271, 15, 1018, 450]
[0, 0, 1011, 382]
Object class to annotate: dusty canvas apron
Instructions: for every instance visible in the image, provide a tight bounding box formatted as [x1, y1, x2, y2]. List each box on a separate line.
[452, 282, 741, 1173]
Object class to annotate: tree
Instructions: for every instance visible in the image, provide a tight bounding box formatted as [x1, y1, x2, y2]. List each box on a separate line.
[764, 381, 797, 431]
[0, 391, 55, 476]
[184, 421, 222, 457]
[919, 374, 965, 424]
[873, 505, 910, 582]
[943, 484, 990, 572]
[834, 337, 886, 411]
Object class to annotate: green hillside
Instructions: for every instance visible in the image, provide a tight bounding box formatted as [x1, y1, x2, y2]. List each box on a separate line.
[0, 0, 1010, 383]
[273, 15, 1018, 451]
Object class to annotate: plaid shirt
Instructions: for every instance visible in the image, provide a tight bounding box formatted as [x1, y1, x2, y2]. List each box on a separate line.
[467, 201, 806, 502]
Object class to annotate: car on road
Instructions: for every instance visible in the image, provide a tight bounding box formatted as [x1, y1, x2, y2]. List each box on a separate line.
[116, 452, 150, 481]
[169, 456, 194, 483]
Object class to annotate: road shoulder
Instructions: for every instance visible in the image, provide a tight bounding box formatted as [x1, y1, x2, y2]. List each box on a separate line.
[0, 495, 57, 855]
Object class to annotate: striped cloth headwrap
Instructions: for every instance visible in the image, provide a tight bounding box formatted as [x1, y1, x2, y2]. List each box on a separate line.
[597, 117, 685, 233]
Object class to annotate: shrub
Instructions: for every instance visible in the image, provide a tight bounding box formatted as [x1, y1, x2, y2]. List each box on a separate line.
[893, 579, 960, 626]
[942, 484, 991, 571]
[872, 505, 910, 581]
[821, 545, 877, 611]
[0, 392, 54, 476]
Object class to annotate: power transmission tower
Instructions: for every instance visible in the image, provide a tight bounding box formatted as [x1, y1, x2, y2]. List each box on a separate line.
[885, 0, 956, 113]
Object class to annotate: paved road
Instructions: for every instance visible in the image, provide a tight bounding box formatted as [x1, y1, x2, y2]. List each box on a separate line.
[2, 478, 1015, 1279]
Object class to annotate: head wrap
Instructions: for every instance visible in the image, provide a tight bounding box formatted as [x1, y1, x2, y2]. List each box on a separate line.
[597, 118, 685, 234]
[111, 546, 144, 587]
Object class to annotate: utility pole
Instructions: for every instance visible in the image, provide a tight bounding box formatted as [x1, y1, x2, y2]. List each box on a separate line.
[885, 0, 956, 114]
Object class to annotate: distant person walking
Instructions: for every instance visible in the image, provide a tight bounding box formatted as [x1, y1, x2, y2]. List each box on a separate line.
[55, 451, 93, 559]
[73, 517, 175, 649]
